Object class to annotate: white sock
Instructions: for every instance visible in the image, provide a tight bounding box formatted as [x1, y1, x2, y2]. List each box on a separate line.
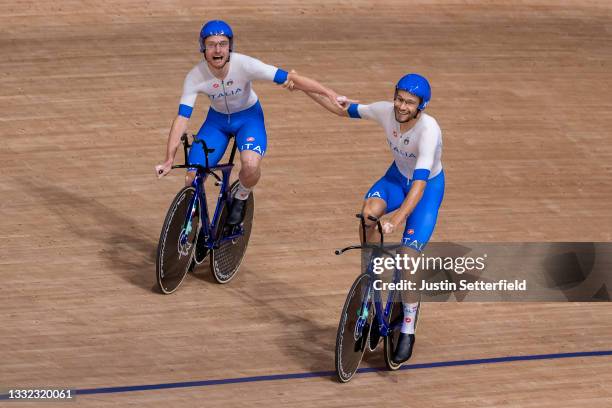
[400, 302, 419, 334]
[234, 182, 252, 200]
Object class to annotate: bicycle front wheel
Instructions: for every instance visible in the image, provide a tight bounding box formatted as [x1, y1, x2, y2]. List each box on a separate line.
[156, 186, 200, 294]
[335, 273, 373, 383]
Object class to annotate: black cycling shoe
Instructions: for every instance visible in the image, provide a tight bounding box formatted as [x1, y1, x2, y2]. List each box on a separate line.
[392, 333, 415, 364]
[227, 197, 248, 226]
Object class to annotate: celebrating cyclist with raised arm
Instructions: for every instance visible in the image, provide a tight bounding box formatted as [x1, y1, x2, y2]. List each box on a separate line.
[156, 20, 343, 225]
[303, 74, 444, 365]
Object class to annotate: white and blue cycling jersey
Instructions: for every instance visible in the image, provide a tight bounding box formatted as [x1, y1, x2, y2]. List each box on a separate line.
[348, 102, 445, 252]
[177, 52, 288, 167]
[348, 101, 443, 181]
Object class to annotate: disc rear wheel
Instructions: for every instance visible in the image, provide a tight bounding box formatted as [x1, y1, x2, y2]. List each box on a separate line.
[383, 290, 404, 371]
[210, 181, 254, 284]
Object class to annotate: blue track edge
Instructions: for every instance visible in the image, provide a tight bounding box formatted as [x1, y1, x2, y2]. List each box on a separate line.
[1, 350, 611, 399]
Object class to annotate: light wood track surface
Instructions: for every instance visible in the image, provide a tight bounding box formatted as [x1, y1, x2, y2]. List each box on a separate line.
[1, 0, 611, 406]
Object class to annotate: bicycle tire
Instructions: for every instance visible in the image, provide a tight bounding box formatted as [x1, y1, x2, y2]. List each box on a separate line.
[383, 297, 422, 370]
[335, 273, 373, 383]
[156, 186, 200, 294]
[210, 181, 254, 284]
[383, 290, 404, 371]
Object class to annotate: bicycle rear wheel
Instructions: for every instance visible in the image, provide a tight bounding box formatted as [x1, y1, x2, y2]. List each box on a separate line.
[210, 181, 254, 284]
[156, 186, 200, 294]
[384, 297, 422, 370]
[383, 289, 404, 370]
[335, 273, 374, 383]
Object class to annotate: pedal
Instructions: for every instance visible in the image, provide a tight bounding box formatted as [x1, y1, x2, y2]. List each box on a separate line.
[222, 224, 232, 237]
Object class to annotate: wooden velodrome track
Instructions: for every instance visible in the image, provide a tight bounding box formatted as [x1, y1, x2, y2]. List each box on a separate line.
[1, 0, 611, 406]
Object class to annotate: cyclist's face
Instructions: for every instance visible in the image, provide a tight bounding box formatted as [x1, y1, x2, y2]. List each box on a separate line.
[394, 90, 420, 123]
[204, 35, 230, 69]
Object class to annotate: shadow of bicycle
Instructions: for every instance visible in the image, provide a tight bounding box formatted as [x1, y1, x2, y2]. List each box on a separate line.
[21, 178, 158, 292]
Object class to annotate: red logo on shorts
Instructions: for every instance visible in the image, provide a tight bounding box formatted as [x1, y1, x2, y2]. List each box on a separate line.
[404, 317, 412, 323]
[407, 229, 414, 235]
[213, 83, 220, 88]
[246, 137, 255, 142]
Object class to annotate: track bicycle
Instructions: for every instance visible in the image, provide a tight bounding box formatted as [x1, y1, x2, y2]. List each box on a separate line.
[334, 214, 420, 382]
[155, 133, 254, 294]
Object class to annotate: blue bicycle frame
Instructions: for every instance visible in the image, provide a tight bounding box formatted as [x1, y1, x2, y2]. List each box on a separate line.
[173, 134, 245, 251]
[336, 214, 404, 339]
[358, 255, 403, 338]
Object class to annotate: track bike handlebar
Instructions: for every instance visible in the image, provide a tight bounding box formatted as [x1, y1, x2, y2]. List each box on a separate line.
[160, 133, 237, 183]
[335, 214, 393, 256]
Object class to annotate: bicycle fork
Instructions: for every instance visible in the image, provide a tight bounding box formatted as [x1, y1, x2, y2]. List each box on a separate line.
[178, 185, 201, 258]
[354, 281, 372, 341]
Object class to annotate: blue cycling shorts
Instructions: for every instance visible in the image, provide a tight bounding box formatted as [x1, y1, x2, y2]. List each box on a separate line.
[188, 101, 268, 169]
[365, 163, 445, 252]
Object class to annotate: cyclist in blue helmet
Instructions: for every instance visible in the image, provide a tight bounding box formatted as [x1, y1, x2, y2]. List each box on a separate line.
[156, 20, 344, 225]
[299, 73, 444, 366]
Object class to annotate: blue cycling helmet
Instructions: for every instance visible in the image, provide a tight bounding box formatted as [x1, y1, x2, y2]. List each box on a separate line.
[199, 20, 233, 53]
[396, 74, 431, 110]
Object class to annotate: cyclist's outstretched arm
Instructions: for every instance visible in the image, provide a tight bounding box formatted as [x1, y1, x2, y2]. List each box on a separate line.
[286, 72, 333, 96]
[156, 115, 189, 178]
[280, 69, 348, 110]
[303, 90, 350, 117]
